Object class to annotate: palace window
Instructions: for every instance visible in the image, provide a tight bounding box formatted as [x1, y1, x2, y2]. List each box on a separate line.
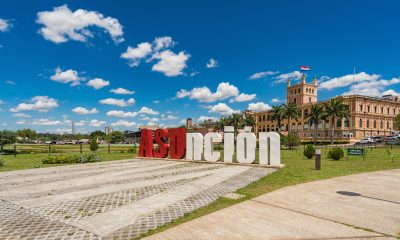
[312, 89, 314, 94]
[373, 120, 377, 128]
[387, 121, 390, 129]
[367, 119, 370, 128]
[367, 106, 370, 112]
[393, 109, 396, 115]
[381, 107, 384, 113]
[388, 108, 390, 114]
[304, 123, 309, 130]
[309, 97, 311, 103]
[324, 120, 329, 129]
[360, 104, 363, 111]
[262, 115, 266, 121]
[344, 118, 350, 128]
[297, 123, 302, 130]
[258, 116, 261, 122]
[374, 106, 377, 113]
[267, 126, 270, 132]
[380, 120, 383, 129]
[336, 119, 342, 128]
[304, 109, 308, 116]
[359, 118, 363, 128]
[262, 126, 265, 132]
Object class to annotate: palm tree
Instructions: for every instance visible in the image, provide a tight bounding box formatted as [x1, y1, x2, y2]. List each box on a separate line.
[243, 112, 255, 129]
[214, 117, 228, 132]
[267, 105, 284, 133]
[282, 102, 301, 133]
[307, 104, 326, 145]
[324, 98, 350, 144]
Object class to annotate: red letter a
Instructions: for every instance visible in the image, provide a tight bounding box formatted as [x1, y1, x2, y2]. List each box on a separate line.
[138, 129, 153, 157]
[153, 129, 169, 158]
[169, 128, 186, 159]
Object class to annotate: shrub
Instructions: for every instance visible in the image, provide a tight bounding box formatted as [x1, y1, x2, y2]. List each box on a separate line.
[127, 148, 134, 153]
[287, 133, 300, 149]
[303, 145, 315, 159]
[328, 147, 344, 160]
[90, 138, 99, 152]
[42, 153, 101, 164]
[280, 135, 288, 147]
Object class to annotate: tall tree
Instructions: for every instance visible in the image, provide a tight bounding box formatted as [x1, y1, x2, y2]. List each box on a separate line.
[0, 130, 16, 152]
[324, 98, 350, 144]
[282, 102, 300, 133]
[16, 129, 36, 143]
[106, 131, 126, 144]
[267, 105, 284, 133]
[307, 104, 326, 145]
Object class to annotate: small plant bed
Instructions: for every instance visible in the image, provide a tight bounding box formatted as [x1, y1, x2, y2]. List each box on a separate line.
[42, 153, 102, 164]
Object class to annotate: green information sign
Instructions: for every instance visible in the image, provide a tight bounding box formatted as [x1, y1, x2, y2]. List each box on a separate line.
[347, 149, 364, 155]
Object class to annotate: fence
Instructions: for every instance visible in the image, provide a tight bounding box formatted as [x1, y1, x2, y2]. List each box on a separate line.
[0, 144, 139, 156]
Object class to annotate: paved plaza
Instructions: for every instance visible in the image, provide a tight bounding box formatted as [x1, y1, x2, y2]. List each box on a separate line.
[0, 159, 275, 239]
[146, 169, 400, 240]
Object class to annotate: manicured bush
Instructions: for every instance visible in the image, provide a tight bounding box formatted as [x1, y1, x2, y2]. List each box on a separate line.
[328, 147, 344, 160]
[303, 145, 315, 159]
[90, 138, 99, 152]
[42, 153, 101, 164]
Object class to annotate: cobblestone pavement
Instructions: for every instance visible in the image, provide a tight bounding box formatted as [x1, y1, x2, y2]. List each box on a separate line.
[0, 159, 275, 239]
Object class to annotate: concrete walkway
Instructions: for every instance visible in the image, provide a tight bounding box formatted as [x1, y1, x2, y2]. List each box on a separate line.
[145, 169, 400, 240]
[0, 159, 275, 240]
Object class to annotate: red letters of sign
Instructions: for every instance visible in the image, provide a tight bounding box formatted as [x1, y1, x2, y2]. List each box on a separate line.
[138, 128, 186, 159]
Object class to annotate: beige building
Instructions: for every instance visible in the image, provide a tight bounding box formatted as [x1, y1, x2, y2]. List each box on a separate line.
[251, 74, 400, 141]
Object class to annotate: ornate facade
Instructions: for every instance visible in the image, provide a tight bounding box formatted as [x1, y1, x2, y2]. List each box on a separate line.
[251, 75, 400, 141]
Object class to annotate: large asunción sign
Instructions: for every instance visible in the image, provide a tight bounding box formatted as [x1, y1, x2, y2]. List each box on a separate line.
[139, 126, 281, 166]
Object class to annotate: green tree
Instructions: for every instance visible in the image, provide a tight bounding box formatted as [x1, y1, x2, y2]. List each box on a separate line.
[16, 129, 37, 143]
[107, 131, 125, 144]
[282, 102, 301, 133]
[267, 105, 284, 133]
[90, 130, 106, 140]
[324, 98, 350, 144]
[306, 104, 326, 145]
[0, 130, 17, 152]
[286, 133, 300, 149]
[90, 137, 99, 152]
[394, 114, 400, 130]
[243, 112, 256, 129]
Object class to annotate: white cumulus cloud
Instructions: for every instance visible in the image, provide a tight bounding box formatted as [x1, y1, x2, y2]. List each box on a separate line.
[274, 71, 303, 83]
[176, 82, 240, 103]
[229, 93, 256, 103]
[72, 107, 98, 115]
[153, 36, 175, 51]
[36, 5, 124, 43]
[120, 42, 152, 66]
[106, 110, 138, 118]
[206, 58, 218, 68]
[249, 71, 279, 80]
[10, 96, 58, 112]
[110, 87, 135, 95]
[197, 116, 219, 122]
[139, 107, 159, 115]
[89, 119, 106, 127]
[247, 102, 272, 112]
[111, 120, 137, 128]
[50, 67, 81, 86]
[87, 78, 110, 89]
[0, 18, 11, 32]
[209, 103, 239, 115]
[12, 113, 32, 118]
[99, 98, 135, 107]
[151, 50, 190, 77]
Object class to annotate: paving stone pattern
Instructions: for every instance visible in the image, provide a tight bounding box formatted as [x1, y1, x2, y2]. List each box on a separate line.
[0, 159, 275, 239]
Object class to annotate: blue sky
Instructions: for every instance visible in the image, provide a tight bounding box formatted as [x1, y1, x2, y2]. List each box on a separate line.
[1, 0, 400, 133]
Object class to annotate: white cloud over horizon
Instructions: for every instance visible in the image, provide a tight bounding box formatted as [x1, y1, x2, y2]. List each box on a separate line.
[36, 5, 124, 44]
[10, 96, 59, 113]
[247, 102, 271, 112]
[72, 107, 98, 115]
[99, 98, 135, 107]
[50, 68, 81, 86]
[87, 78, 110, 89]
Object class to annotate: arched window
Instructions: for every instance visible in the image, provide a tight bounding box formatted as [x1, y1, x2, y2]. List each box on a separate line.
[336, 119, 342, 128]
[304, 109, 308, 116]
[359, 118, 363, 128]
[387, 121, 390, 129]
[297, 123, 302, 130]
[271, 125, 275, 131]
[373, 120, 376, 128]
[344, 118, 349, 128]
[267, 126, 270, 132]
[380, 120, 383, 129]
[324, 120, 329, 129]
[304, 123, 309, 130]
[262, 126, 265, 132]
[318, 122, 323, 129]
[367, 119, 370, 128]
[309, 97, 311, 103]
